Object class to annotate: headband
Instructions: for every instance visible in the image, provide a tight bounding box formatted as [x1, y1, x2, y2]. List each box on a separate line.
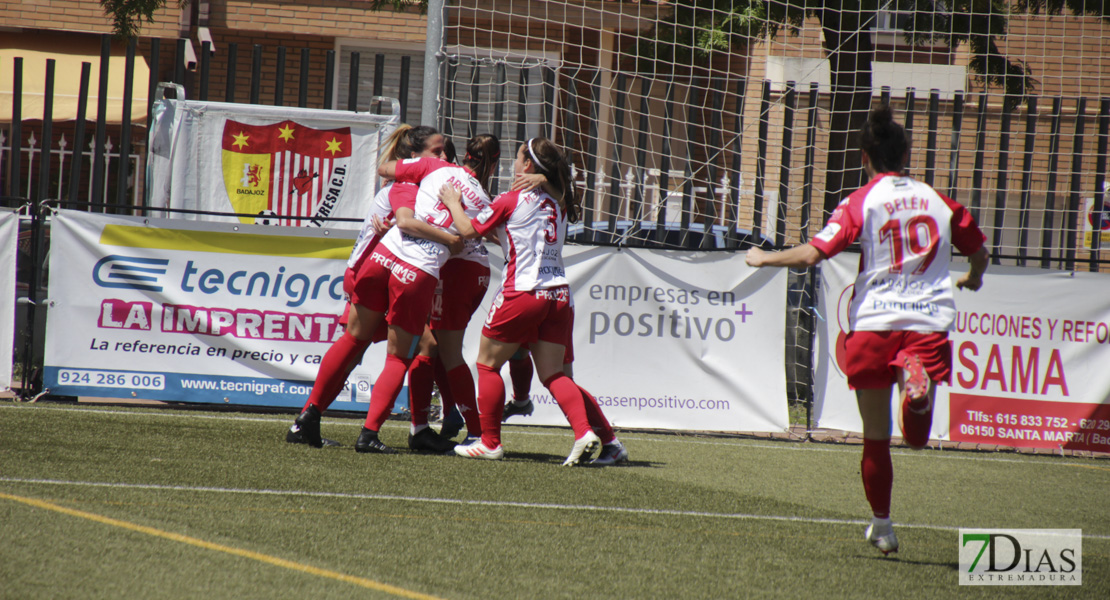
[527, 138, 549, 172]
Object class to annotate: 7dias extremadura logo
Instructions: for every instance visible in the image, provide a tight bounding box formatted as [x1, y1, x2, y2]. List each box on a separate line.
[959, 529, 1082, 585]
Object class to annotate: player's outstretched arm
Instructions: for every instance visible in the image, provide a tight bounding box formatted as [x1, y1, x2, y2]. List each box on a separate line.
[956, 247, 989, 291]
[746, 244, 825, 269]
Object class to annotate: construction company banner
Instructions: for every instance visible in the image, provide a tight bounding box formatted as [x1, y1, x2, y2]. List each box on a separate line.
[815, 253, 1110, 453]
[42, 209, 391, 410]
[0, 210, 16, 391]
[147, 99, 399, 228]
[469, 245, 791, 433]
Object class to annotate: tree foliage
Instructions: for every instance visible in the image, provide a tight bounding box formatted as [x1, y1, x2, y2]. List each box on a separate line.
[99, 0, 179, 39]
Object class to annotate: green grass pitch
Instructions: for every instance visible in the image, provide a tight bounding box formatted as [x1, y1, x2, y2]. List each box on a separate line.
[1, 401, 1106, 599]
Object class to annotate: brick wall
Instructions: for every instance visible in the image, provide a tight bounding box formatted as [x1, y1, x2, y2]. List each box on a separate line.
[0, 0, 183, 37]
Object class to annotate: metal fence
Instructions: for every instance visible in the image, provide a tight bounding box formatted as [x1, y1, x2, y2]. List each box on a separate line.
[4, 36, 1110, 428]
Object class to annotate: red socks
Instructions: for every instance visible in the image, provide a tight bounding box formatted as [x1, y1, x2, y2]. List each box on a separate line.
[434, 356, 456, 417]
[578, 384, 615, 444]
[304, 332, 371, 413]
[476, 363, 505, 448]
[406, 355, 435, 427]
[446, 364, 482, 436]
[508, 356, 534, 401]
[543, 373, 591, 439]
[363, 354, 413, 431]
[861, 438, 893, 519]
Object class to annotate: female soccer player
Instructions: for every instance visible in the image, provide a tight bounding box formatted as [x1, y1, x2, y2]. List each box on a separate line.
[439, 137, 625, 466]
[286, 124, 459, 448]
[340, 134, 499, 453]
[745, 106, 988, 554]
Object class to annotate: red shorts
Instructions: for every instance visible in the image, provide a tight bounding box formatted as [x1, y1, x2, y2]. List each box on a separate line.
[844, 330, 951, 389]
[349, 246, 437, 336]
[482, 286, 573, 347]
[430, 258, 491, 330]
[518, 310, 574, 364]
[340, 268, 389, 342]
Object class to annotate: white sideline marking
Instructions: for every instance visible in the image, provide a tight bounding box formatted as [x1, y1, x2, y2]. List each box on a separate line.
[2, 476, 1108, 541]
[1, 403, 1102, 470]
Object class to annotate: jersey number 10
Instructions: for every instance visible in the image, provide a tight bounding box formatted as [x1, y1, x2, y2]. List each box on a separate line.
[878, 215, 940, 274]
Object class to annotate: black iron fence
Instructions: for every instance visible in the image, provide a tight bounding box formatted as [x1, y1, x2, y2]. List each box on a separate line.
[4, 36, 1110, 421]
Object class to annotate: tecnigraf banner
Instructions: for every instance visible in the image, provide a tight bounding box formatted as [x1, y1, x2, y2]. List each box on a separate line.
[0, 209, 16, 391]
[815, 252, 1110, 453]
[43, 209, 386, 409]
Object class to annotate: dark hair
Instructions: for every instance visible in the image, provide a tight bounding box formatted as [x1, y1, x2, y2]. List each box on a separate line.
[524, 137, 580, 224]
[442, 137, 457, 164]
[859, 105, 908, 173]
[407, 126, 440, 157]
[463, 133, 500, 191]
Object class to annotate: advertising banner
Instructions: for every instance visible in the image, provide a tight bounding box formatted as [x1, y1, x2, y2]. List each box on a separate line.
[815, 253, 1110, 453]
[0, 210, 16, 391]
[44, 210, 789, 433]
[481, 246, 791, 433]
[146, 99, 399, 228]
[43, 209, 387, 410]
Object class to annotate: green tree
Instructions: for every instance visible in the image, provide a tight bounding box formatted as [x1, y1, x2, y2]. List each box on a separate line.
[644, 0, 1110, 218]
[100, 0, 183, 39]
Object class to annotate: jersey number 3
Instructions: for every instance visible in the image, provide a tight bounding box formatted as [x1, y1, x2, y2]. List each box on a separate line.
[878, 215, 940, 274]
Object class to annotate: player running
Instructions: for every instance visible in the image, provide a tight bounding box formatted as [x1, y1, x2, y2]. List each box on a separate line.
[745, 106, 988, 554]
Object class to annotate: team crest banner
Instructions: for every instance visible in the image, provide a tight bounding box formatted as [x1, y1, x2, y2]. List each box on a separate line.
[815, 253, 1110, 453]
[149, 99, 398, 228]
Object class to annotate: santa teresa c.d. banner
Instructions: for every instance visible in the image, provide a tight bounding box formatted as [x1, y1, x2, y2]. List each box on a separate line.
[221, 119, 352, 227]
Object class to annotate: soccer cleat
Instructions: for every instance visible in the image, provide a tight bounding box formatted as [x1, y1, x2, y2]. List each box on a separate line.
[453, 439, 504, 460]
[901, 354, 929, 402]
[408, 428, 457, 454]
[285, 427, 340, 447]
[288, 405, 323, 448]
[865, 517, 899, 555]
[438, 406, 465, 439]
[354, 428, 397, 454]
[590, 441, 629, 466]
[562, 430, 601, 466]
[501, 399, 534, 421]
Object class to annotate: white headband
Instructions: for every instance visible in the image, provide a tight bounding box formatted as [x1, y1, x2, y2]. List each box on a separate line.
[527, 138, 549, 172]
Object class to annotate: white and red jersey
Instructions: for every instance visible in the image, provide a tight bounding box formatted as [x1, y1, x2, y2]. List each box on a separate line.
[810, 173, 985, 332]
[380, 157, 492, 277]
[471, 188, 568, 292]
[346, 183, 397, 270]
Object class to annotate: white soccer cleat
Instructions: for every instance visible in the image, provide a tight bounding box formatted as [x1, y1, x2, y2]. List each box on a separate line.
[562, 430, 601, 466]
[454, 439, 504, 460]
[865, 517, 899, 555]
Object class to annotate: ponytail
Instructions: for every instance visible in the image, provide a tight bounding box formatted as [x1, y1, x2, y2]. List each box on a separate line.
[859, 105, 909, 173]
[525, 137, 579, 223]
[463, 133, 501, 192]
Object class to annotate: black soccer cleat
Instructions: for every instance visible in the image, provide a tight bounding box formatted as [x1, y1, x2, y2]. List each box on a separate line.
[288, 405, 323, 448]
[408, 428, 457, 454]
[501, 399, 534, 421]
[355, 428, 397, 454]
[286, 428, 341, 447]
